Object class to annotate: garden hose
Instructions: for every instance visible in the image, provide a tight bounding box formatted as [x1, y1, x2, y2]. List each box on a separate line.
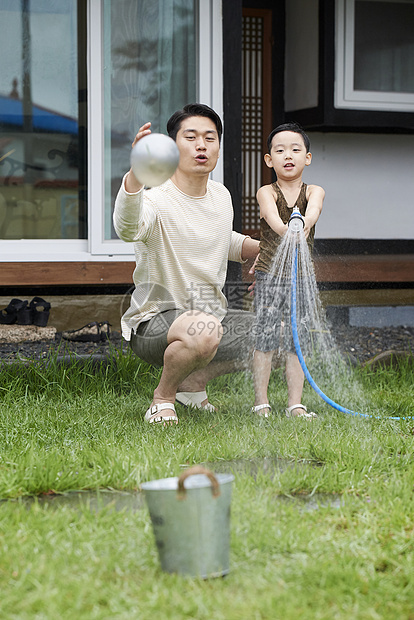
[290, 244, 411, 421]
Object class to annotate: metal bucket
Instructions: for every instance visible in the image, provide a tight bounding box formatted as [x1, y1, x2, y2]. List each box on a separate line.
[141, 465, 235, 578]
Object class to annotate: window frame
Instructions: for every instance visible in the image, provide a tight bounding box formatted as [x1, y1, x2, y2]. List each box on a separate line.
[88, 0, 224, 257]
[335, 0, 414, 112]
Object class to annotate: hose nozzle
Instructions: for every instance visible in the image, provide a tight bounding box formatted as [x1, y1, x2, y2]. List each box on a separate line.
[288, 207, 305, 232]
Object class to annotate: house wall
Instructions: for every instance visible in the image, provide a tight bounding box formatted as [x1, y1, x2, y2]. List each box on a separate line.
[302, 132, 414, 240]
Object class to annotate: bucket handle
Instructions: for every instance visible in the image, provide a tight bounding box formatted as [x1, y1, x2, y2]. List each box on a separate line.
[177, 466, 221, 500]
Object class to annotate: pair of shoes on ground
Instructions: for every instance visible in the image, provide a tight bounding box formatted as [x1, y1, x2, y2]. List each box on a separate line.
[0, 297, 51, 326]
[62, 321, 111, 342]
[145, 390, 216, 425]
[251, 403, 317, 419]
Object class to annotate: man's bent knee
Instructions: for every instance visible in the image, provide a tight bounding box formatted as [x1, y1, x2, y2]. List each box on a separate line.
[168, 312, 222, 359]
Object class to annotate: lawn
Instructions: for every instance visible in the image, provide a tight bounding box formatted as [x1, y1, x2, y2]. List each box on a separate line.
[0, 349, 413, 619]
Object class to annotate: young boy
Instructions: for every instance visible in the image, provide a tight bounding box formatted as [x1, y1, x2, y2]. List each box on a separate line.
[252, 122, 325, 418]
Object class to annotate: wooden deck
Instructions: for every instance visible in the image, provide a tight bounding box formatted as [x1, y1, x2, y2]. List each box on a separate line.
[314, 254, 414, 283]
[0, 254, 413, 287]
[0, 262, 135, 287]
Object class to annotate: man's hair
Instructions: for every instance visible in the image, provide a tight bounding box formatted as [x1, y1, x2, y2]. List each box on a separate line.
[267, 122, 310, 153]
[167, 103, 223, 144]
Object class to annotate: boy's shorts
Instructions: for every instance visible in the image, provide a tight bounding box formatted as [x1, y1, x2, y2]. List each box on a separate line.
[254, 271, 311, 355]
[130, 308, 255, 367]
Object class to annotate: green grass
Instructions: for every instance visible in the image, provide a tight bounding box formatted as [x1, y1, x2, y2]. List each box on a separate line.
[1, 349, 414, 619]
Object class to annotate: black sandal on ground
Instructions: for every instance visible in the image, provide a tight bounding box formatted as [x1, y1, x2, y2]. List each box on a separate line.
[0, 298, 31, 325]
[16, 300, 32, 325]
[29, 297, 51, 327]
[0, 299, 20, 324]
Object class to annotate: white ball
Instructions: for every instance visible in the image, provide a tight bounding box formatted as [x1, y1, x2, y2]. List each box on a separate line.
[130, 133, 180, 187]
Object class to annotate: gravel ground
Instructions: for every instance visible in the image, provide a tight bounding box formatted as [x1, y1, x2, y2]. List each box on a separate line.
[0, 331, 126, 364]
[0, 326, 413, 365]
[330, 325, 414, 364]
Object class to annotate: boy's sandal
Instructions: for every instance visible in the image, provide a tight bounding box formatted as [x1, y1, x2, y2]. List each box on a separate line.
[251, 404, 272, 417]
[285, 404, 317, 419]
[145, 403, 178, 425]
[176, 391, 216, 412]
[29, 297, 51, 327]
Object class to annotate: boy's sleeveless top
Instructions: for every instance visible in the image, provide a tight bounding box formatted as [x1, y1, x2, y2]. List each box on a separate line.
[255, 182, 315, 274]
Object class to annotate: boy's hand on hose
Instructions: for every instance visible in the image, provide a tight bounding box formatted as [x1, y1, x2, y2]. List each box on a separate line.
[303, 218, 311, 239]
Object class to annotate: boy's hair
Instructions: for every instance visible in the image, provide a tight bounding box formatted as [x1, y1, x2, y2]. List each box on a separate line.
[267, 122, 310, 153]
[167, 103, 223, 144]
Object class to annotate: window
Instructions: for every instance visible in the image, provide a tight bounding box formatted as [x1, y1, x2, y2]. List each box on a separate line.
[0, 0, 86, 245]
[90, 0, 223, 255]
[0, 0, 223, 261]
[335, 0, 414, 111]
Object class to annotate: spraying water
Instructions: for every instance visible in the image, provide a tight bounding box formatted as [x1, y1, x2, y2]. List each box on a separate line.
[259, 206, 411, 421]
[258, 207, 367, 417]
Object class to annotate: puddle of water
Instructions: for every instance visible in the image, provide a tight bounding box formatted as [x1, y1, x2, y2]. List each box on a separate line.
[6, 489, 144, 512]
[201, 458, 345, 511]
[2, 459, 354, 513]
[278, 493, 344, 511]
[202, 456, 319, 478]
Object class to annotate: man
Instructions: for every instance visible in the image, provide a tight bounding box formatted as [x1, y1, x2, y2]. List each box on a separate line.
[113, 103, 259, 425]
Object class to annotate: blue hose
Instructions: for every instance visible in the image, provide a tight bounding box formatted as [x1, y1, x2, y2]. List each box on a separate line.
[290, 247, 406, 421]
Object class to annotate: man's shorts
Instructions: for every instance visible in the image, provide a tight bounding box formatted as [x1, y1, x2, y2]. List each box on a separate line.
[254, 271, 311, 355]
[130, 308, 255, 367]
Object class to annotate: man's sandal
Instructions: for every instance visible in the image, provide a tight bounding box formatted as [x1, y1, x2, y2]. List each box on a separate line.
[285, 404, 317, 419]
[176, 391, 216, 412]
[251, 404, 272, 418]
[145, 403, 178, 425]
